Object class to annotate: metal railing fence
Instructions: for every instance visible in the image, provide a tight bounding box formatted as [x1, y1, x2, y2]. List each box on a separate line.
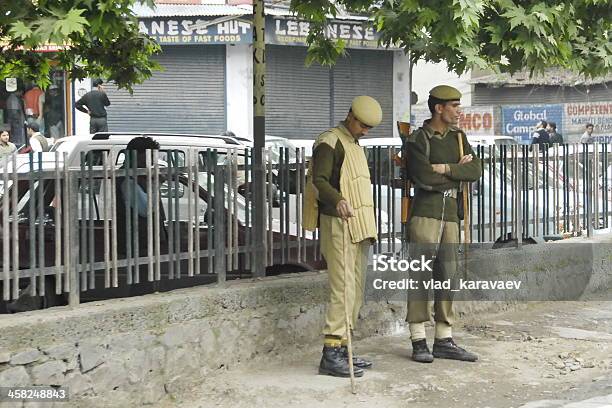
[0, 147, 321, 307]
[0, 142, 610, 308]
[467, 143, 610, 243]
[367, 142, 611, 247]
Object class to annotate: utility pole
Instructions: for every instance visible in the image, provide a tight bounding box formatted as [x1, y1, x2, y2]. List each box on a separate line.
[407, 51, 413, 126]
[252, 0, 266, 277]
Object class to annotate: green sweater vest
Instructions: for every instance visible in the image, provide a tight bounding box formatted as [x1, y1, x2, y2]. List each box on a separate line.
[405, 123, 482, 223]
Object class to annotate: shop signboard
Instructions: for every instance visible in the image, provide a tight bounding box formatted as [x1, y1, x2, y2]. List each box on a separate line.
[267, 17, 380, 49]
[138, 16, 385, 49]
[138, 17, 252, 44]
[564, 102, 612, 142]
[458, 107, 495, 136]
[409, 106, 495, 136]
[502, 104, 563, 142]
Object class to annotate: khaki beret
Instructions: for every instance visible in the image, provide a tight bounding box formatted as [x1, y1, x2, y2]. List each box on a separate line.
[429, 85, 462, 101]
[351, 96, 382, 127]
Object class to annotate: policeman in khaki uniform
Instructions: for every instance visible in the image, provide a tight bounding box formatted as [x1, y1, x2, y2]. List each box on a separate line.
[303, 96, 381, 378]
[404, 85, 482, 363]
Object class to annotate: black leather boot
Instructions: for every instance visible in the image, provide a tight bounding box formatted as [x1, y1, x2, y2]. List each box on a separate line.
[432, 337, 478, 362]
[411, 339, 434, 363]
[340, 346, 373, 369]
[319, 346, 365, 377]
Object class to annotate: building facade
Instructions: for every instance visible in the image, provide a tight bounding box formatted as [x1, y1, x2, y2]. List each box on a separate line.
[1, 65, 71, 148]
[74, 3, 412, 140]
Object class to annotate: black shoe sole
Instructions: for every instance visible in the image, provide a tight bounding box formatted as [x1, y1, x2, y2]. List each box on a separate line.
[412, 356, 434, 363]
[354, 362, 373, 369]
[319, 366, 364, 377]
[432, 352, 477, 362]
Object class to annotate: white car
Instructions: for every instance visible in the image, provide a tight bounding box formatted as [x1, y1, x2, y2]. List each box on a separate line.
[467, 135, 518, 147]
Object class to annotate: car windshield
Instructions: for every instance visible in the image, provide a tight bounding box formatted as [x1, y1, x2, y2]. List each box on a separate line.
[468, 136, 518, 147]
[265, 138, 298, 163]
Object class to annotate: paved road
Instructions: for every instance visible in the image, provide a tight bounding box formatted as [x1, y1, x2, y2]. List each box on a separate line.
[161, 299, 612, 408]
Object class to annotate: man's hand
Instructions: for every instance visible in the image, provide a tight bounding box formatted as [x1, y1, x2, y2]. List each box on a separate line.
[432, 155, 472, 174]
[459, 154, 473, 164]
[336, 199, 354, 220]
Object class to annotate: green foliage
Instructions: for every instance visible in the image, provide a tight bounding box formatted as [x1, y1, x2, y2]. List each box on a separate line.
[54, 8, 88, 36]
[304, 21, 347, 66]
[0, 0, 161, 91]
[291, 0, 612, 78]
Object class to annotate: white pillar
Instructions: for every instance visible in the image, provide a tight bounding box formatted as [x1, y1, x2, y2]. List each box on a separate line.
[226, 43, 253, 140]
[393, 51, 412, 138]
[73, 78, 91, 135]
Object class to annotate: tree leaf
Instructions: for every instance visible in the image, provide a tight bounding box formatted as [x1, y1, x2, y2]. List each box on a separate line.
[33, 16, 57, 43]
[501, 5, 527, 30]
[54, 8, 89, 36]
[9, 21, 33, 40]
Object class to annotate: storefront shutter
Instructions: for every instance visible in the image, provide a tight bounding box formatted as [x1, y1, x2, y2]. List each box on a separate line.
[105, 45, 226, 134]
[266, 45, 394, 140]
[332, 49, 394, 139]
[266, 45, 331, 140]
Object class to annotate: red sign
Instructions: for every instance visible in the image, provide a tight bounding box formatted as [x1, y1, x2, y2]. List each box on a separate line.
[412, 106, 495, 136]
[459, 112, 493, 132]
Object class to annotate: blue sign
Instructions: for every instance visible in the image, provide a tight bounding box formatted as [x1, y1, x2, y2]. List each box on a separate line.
[502, 105, 563, 142]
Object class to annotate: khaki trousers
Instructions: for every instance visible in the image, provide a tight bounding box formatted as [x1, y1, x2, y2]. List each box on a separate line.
[406, 216, 458, 326]
[320, 214, 370, 337]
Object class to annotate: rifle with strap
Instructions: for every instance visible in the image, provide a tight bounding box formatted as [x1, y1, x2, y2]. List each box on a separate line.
[396, 121, 412, 224]
[457, 132, 470, 281]
[457, 132, 470, 244]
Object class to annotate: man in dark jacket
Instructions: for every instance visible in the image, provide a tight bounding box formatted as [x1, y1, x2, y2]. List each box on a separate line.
[75, 79, 111, 133]
[115, 137, 167, 259]
[547, 122, 563, 144]
[6, 89, 26, 146]
[531, 120, 550, 146]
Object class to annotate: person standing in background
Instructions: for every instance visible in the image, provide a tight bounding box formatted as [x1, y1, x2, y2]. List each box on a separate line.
[0, 130, 17, 160]
[6, 88, 26, 147]
[580, 123, 595, 143]
[531, 120, 550, 146]
[23, 83, 45, 132]
[44, 84, 64, 141]
[27, 122, 50, 152]
[547, 122, 563, 144]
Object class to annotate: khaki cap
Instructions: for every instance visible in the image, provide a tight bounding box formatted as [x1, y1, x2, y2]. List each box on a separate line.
[351, 96, 382, 127]
[429, 85, 462, 101]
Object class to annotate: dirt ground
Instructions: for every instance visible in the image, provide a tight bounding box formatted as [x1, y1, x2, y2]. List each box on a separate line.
[159, 299, 612, 408]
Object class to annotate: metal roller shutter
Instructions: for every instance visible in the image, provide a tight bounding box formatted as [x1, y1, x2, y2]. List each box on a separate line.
[332, 49, 394, 139]
[105, 45, 226, 134]
[266, 45, 331, 139]
[473, 84, 612, 105]
[266, 46, 394, 140]
[473, 85, 564, 105]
